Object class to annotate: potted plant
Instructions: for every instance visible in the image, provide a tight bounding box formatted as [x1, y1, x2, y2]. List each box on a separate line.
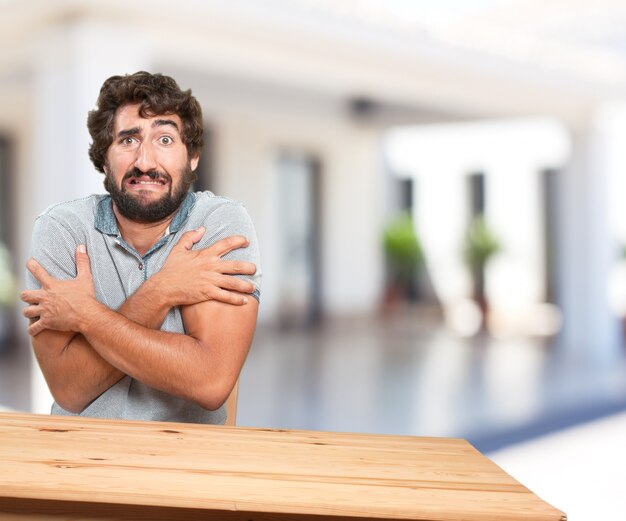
[463, 215, 501, 316]
[382, 212, 424, 307]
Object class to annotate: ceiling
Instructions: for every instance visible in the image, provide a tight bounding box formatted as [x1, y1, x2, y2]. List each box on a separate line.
[296, 0, 626, 89]
[2, 0, 626, 124]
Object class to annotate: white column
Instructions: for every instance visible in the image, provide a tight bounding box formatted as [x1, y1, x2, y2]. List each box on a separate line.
[487, 160, 544, 314]
[321, 128, 386, 315]
[556, 114, 621, 363]
[27, 19, 150, 413]
[416, 165, 470, 304]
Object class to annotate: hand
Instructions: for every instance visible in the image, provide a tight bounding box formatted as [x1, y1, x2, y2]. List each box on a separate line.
[157, 227, 257, 306]
[21, 245, 100, 336]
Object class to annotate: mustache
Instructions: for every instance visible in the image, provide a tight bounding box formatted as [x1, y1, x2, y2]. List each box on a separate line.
[123, 167, 171, 183]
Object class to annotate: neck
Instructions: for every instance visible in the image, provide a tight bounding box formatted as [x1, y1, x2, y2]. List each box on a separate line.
[113, 205, 175, 257]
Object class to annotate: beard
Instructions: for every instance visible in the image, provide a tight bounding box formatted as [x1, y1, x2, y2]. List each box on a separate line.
[104, 164, 197, 223]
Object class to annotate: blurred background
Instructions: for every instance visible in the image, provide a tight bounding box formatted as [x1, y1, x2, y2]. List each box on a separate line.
[1, 0, 626, 518]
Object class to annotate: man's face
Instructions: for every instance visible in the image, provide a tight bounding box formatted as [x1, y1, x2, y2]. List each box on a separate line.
[103, 103, 199, 223]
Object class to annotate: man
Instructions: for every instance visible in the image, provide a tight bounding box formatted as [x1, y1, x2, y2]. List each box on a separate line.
[20, 71, 260, 425]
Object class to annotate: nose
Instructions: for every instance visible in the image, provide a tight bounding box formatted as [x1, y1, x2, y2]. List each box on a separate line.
[134, 140, 158, 172]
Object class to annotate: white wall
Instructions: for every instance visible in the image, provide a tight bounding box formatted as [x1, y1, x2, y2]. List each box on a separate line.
[15, 19, 153, 414]
[385, 118, 571, 336]
[186, 75, 387, 320]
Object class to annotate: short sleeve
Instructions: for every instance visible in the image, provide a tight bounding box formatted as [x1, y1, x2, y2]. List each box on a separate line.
[194, 201, 262, 302]
[26, 215, 80, 291]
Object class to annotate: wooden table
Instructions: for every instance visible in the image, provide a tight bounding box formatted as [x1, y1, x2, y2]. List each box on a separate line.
[0, 412, 565, 521]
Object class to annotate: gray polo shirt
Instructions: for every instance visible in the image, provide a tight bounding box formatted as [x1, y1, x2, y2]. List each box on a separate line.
[27, 191, 261, 424]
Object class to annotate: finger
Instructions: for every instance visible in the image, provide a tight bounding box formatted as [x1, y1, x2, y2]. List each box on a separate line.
[75, 245, 92, 278]
[22, 305, 41, 320]
[211, 288, 250, 306]
[20, 289, 44, 304]
[218, 275, 256, 294]
[28, 319, 46, 337]
[175, 227, 206, 251]
[218, 260, 257, 276]
[209, 235, 250, 257]
[26, 258, 52, 287]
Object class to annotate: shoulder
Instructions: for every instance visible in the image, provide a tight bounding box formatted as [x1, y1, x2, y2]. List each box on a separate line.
[36, 195, 105, 228]
[187, 191, 255, 230]
[185, 191, 260, 259]
[32, 195, 105, 242]
[191, 191, 249, 214]
[187, 192, 261, 297]
[28, 195, 106, 283]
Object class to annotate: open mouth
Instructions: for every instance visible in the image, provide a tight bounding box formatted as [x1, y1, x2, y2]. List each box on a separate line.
[124, 174, 169, 191]
[128, 178, 166, 186]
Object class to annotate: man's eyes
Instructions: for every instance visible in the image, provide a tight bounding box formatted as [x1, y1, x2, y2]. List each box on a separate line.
[118, 135, 175, 146]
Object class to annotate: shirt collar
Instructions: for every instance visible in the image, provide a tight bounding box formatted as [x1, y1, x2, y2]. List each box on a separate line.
[95, 192, 196, 236]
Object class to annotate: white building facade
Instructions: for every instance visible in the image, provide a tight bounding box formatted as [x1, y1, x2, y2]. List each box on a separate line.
[1, 0, 626, 411]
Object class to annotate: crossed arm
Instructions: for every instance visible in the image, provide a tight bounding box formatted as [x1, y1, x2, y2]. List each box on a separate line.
[21, 228, 259, 414]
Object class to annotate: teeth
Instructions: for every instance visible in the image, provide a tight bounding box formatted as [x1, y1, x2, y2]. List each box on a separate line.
[130, 180, 163, 185]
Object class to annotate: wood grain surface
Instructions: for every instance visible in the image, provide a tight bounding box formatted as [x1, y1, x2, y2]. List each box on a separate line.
[0, 412, 566, 520]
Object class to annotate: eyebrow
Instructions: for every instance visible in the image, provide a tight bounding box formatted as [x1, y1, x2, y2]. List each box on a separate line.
[116, 119, 180, 139]
[153, 119, 180, 132]
[117, 127, 141, 139]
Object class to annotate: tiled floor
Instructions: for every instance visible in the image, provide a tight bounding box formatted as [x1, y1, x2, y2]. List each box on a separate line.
[237, 308, 626, 452]
[2, 306, 626, 454]
[490, 410, 626, 520]
[0, 335, 31, 413]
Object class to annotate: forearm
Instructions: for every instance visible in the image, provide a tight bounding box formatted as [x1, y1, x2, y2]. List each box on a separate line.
[78, 303, 215, 409]
[77, 297, 259, 411]
[33, 276, 175, 412]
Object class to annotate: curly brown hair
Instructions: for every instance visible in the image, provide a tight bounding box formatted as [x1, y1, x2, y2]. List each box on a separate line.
[87, 71, 203, 173]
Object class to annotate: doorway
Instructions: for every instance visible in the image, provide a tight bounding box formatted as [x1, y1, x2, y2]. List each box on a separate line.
[277, 151, 322, 328]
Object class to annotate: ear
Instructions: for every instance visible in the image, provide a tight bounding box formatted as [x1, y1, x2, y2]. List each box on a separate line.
[190, 154, 200, 172]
